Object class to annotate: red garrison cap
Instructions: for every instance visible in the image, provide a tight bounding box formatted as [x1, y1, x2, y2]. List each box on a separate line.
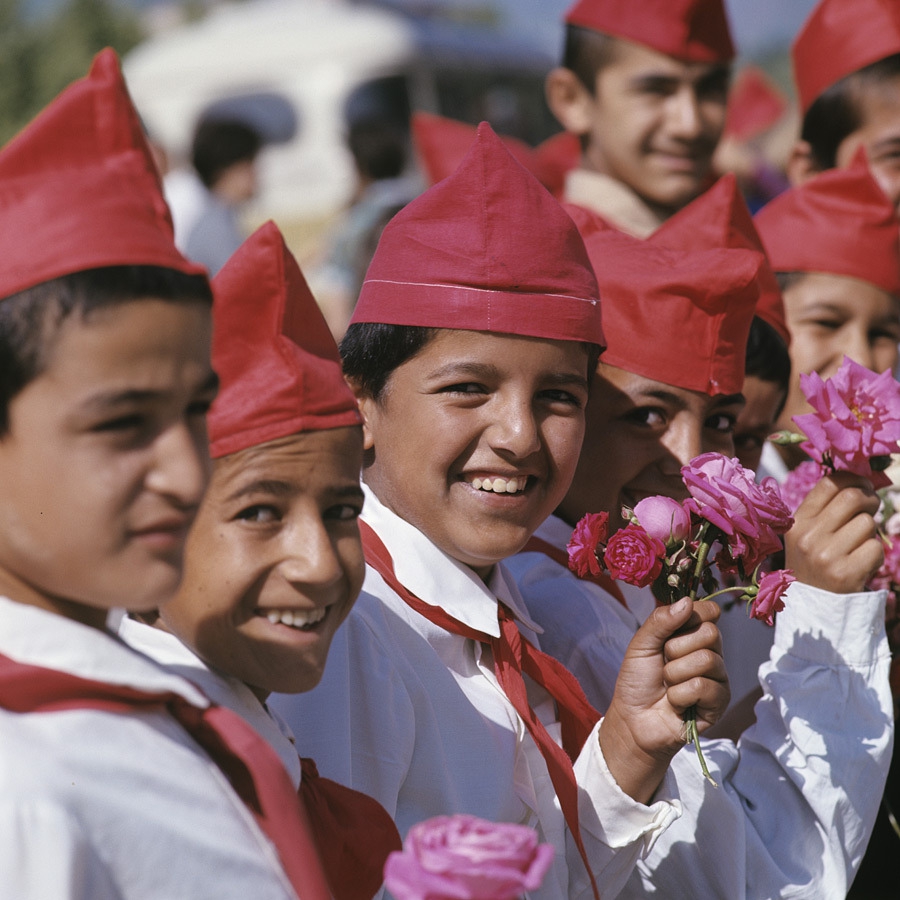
[793, 0, 900, 114]
[0, 48, 204, 301]
[208, 221, 361, 459]
[564, 0, 734, 63]
[583, 229, 762, 395]
[651, 174, 790, 346]
[754, 150, 900, 297]
[723, 67, 788, 142]
[352, 122, 605, 346]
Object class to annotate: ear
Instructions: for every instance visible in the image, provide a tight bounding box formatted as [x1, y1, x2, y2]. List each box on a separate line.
[545, 67, 595, 137]
[785, 139, 821, 186]
[344, 375, 377, 452]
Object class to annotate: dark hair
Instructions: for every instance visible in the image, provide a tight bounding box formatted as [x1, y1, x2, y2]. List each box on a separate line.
[0, 266, 212, 435]
[744, 315, 791, 404]
[340, 321, 603, 401]
[562, 25, 621, 94]
[801, 53, 900, 170]
[347, 119, 407, 182]
[191, 118, 262, 188]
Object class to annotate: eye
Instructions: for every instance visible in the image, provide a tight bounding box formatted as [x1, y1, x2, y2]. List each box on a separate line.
[324, 503, 363, 522]
[92, 413, 146, 433]
[624, 406, 667, 428]
[438, 382, 486, 395]
[187, 397, 214, 417]
[236, 504, 281, 524]
[538, 389, 584, 409]
[733, 432, 764, 453]
[705, 412, 737, 434]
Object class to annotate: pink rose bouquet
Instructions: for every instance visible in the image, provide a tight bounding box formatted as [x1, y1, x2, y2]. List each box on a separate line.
[567, 452, 796, 784]
[566, 512, 608, 578]
[383, 815, 554, 900]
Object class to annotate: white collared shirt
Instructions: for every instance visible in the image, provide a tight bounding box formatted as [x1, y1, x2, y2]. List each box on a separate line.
[0, 598, 298, 900]
[507, 514, 894, 899]
[271, 487, 681, 900]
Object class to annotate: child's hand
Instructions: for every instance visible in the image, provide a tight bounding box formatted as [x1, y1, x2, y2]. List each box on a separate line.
[785, 472, 882, 594]
[599, 598, 729, 804]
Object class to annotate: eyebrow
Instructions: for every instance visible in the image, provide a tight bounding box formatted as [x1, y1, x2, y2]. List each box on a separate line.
[79, 371, 219, 415]
[427, 362, 589, 390]
[224, 480, 365, 505]
[712, 393, 745, 408]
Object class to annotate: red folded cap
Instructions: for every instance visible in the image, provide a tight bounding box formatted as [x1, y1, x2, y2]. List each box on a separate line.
[564, 0, 734, 63]
[723, 67, 788, 143]
[352, 122, 604, 347]
[753, 150, 900, 297]
[651, 174, 790, 346]
[582, 229, 762, 395]
[793, 0, 900, 114]
[208, 221, 361, 459]
[0, 48, 204, 301]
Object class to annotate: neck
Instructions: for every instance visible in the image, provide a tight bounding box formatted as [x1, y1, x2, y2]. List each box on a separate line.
[0, 568, 109, 630]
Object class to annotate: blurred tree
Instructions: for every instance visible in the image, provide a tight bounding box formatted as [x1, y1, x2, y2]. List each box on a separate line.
[0, 0, 142, 143]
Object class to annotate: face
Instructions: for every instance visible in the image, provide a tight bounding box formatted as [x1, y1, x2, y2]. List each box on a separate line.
[357, 330, 591, 578]
[0, 299, 216, 627]
[834, 77, 900, 213]
[732, 375, 785, 472]
[777, 272, 900, 432]
[583, 39, 729, 212]
[556, 363, 743, 532]
[161, 427, 365, 700]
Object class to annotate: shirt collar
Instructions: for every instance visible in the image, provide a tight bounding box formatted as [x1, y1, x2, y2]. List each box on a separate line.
[564, 168, 666, 239]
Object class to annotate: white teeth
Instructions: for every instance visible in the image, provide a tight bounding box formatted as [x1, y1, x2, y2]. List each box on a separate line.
[262, 608, 327, 629]
[469, 476, 525, 494]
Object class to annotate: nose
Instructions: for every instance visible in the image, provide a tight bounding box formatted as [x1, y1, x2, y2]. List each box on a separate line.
[841, 326, 877, 372]
[146, 422, 210, 509]
[660, 418, 704, 473]
[488, 395, 542, 460]
[667, 88, 703, 140]
[280, 520, 344, 590]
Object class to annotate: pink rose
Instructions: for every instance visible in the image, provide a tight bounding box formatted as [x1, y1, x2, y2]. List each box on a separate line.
[633, 496, 692, 545]
[749, 569, 795, 626]
[793, 357, 900, 487]
[869, 534, 900, 597]
[383, 815, 554, 900]
[682, 452, 793, 572]
[603, 523, 665, 587]
[567, 512, 608, 578]
[780, 460, 825, 514]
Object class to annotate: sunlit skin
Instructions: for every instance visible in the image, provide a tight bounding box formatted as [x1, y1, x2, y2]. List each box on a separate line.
[354, 330, 592, 580]
[775, 272, 900, 467]
[0, 299, 216, 629]
[160, 427, 365, 701]
[733, 375, 785, 472]
[556, 363, 744, 532]
[547, 38, 730, 216]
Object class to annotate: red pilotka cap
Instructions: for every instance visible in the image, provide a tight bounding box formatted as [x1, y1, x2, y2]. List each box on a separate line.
[753, 150, 900, 297]
[352, 122, 605, 347]
[723, 67, 787, 142]
[793, 0, 900, 114]
[208, 221, 362, 459]
[0, 48, 204, 301]
[582, 229, 762, 395]
[564, 0, 734, 63]
[651, 173, 791, 347]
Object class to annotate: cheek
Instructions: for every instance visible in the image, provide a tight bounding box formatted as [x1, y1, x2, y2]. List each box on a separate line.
[874, 342, 900, 374]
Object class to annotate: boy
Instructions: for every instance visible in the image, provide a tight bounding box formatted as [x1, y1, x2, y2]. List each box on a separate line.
[546, 0, 734, 235]
[271, 124, 730, 900]
[508, 223, 892, 899]
[754, 151, 900, 478]
[788, 0, 900, 213]
[0, 51, 319, 899]
[122, 221, 402, 900]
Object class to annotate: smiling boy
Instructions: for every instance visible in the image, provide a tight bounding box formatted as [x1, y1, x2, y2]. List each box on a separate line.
[271, 124, 731, 900]
[0, 52, 317, 900]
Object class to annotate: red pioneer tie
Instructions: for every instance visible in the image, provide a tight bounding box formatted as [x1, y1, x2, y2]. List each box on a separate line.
[359, 520, 602, 900]
[0, 652, 332, 900]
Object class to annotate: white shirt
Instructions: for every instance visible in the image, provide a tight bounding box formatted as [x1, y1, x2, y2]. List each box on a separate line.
[0, 597, 298, 900]
[270, 488, 681, 900]
[506, 515, 894, 899]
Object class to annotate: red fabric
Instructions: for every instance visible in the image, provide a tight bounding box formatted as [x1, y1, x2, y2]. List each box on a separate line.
[754, 149, 900, 297]
[358, 520, 602, 900]
[208, 221, 361, 459]
[651, 173, 790, 347]
[580, 228, 762, 396]
[0, 652, 331, 900]
[793, 0, 900, 113]
[411, 113, 579, 198]
[565, 0, 734, 63]
[351, 122, 605, 348]
[299, 758, 401, 900]
[723, 67, 787, 142]
[522, 534, 628, 609]
[0, 48, 204, 301]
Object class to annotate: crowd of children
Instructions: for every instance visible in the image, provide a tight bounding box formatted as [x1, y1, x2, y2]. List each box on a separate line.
[0, 0, 899, 898]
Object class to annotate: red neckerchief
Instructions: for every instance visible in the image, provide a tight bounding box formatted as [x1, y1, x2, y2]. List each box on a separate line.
[359, 520, 602, 900]
[0, 652, 332, 900]
[298, 757, 402, 900]
[522, 534, 628, 609]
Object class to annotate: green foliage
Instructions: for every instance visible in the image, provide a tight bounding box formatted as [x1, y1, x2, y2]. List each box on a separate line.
[0, 0, 143, 143]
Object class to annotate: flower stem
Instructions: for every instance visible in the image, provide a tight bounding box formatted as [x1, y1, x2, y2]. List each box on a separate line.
[685, 713, 718, 787]
[698, 585, 747, 603]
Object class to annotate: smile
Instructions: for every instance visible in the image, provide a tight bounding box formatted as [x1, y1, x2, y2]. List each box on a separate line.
[468, 476, 527, 494]
[260, 607, 327, 630]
